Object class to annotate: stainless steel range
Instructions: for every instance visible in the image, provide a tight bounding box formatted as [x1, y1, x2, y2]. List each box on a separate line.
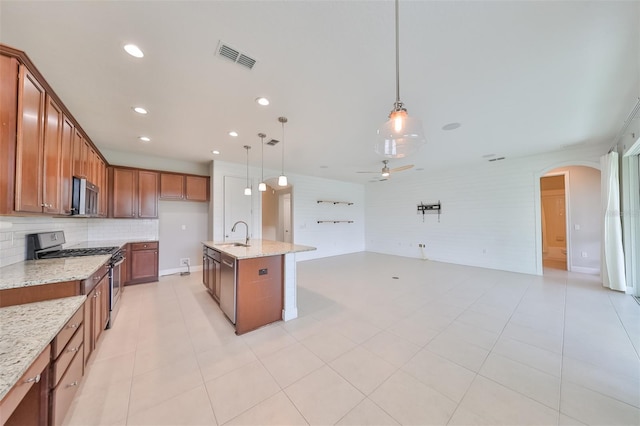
[26, 231, 125, 328]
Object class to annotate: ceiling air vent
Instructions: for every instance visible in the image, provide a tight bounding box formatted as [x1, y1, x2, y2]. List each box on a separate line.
[217, 41, 257, 70]
[266, 139, 279, 146]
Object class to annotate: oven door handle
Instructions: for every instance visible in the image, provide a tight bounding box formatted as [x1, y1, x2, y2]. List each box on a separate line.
[112, 257, 125, 267]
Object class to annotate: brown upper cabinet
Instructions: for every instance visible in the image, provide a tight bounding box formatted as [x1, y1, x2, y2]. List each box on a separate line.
[159, 173, 209, 202]
[13, 65, 66, 214]
[1, 44, 108, 217]
[110, 167, 158, 219]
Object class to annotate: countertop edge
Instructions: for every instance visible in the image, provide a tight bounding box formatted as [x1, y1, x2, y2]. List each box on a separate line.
[202, 240, 316, 260]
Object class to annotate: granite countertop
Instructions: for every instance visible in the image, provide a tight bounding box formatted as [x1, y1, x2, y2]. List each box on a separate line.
[0, 295, 86, 401]
[203, 239, 316, 260]
[0, 255, 111, 291]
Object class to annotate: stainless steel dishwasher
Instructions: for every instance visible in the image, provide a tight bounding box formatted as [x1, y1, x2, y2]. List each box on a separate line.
[219, 253, 237, 324]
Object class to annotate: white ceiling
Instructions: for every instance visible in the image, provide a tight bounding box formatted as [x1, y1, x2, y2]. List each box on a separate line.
[1, 1, 638, 183]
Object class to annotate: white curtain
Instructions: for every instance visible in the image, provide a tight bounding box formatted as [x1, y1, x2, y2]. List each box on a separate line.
[600, 152, 627, 291]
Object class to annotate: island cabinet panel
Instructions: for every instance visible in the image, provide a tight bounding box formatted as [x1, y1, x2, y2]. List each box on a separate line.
[236, 255, 283, 335]
[14, 64, 45, 213]
[0, 55, 18, 214]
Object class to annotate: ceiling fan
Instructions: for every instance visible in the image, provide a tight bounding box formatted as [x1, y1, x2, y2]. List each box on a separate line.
[357, 160, 414, 178]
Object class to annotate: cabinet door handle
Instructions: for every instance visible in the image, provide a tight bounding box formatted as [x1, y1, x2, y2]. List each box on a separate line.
[24, 374, 41, 384]
[67, 323, 79, 329]
[93, 293, 98, 298]
[67, 346, 80, 353]
[66, 381, 79, 388]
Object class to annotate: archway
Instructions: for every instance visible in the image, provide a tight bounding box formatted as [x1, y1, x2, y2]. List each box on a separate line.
[534, 161, 601, 276]
[260, 177, 293, 243]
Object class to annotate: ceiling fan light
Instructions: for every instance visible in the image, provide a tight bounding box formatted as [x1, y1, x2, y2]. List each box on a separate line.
[258, 182, 267, 192]
[381, 170, 390, 177]
[278, 175, 288, 186]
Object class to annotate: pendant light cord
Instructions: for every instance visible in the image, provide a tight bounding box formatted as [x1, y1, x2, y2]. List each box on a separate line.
[395, 0, 400, 106]
[278, 117, 288, 175]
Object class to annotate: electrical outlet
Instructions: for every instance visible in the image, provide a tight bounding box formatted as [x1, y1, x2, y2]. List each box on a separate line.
[180, 258, 190, 266]
[581, 252, 587, 258]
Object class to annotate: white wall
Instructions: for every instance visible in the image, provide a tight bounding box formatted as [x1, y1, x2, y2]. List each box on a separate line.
[157, 201, 208, 275]
[364, 144, 606, 275]
[211, 160, 365, 261]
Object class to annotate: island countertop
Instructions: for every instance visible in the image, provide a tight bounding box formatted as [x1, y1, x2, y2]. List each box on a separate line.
[202, 239, 316, 259]
[0, 295, 86, 401]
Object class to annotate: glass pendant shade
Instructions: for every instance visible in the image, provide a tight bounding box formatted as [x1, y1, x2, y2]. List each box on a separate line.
[244, 187, 252, 195]
[258, 182, 266, 192]
[375, 109, 426, 158]
[278, 175, 288, 186]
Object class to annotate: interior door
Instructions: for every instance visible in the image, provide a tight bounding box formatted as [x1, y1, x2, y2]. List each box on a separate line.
[224, 176, 252, 241]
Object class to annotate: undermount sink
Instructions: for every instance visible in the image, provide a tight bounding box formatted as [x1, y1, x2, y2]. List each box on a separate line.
[217, 242, 250, 248]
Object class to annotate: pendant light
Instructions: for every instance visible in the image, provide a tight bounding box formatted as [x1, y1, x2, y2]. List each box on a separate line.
[375, 0, 426, 158]
[243, 145, 252, 195]
[258, 133, 267, 192]
[278, 117, 288, 186]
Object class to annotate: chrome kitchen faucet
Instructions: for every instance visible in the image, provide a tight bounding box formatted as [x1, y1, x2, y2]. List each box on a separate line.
[231, 221, 250, 245]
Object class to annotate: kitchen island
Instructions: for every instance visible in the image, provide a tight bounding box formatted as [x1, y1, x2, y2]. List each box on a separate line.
[202, 239, 315, 334]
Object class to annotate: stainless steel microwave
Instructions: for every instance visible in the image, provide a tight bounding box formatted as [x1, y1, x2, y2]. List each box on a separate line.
[71, 177, 98, 216]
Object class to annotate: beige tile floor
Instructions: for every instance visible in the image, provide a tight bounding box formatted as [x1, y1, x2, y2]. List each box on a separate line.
[63, 252, 640, 425]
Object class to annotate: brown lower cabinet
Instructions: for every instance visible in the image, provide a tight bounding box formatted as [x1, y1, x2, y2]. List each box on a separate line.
[2, 301, 86, 426]
[125, 241, 159, 285]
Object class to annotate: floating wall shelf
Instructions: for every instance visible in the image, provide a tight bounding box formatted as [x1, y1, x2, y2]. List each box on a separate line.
[317, 200, 353, 205]
[317, 220, 354, 224]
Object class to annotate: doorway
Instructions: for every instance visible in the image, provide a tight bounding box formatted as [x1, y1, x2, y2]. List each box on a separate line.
[540, 174, 568, 270]
[261, 180, 293, 243]
[537, 164, 601, 276]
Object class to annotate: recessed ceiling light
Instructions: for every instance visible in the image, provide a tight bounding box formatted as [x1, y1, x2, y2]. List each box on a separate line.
[212, 150, 220, 155]
[255, 97, 270, 106]
[133, 106, 148, 114]
[442, 122, 461, 131]
[319, 165, 329, 169]
[124, 44, 144, 58]
[139, 136, 151, 142]
[229, 131, 238, 137]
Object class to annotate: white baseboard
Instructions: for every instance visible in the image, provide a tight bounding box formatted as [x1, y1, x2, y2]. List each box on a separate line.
[570, 266, 600, 275]
[160, 265, 203, 277]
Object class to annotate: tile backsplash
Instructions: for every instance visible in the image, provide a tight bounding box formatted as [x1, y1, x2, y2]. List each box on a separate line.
[87, 219, 159, 241]
[0, 216, 159, 267]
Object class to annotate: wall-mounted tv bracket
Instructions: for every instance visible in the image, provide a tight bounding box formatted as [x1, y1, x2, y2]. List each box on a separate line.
[417, 201, 441, 222]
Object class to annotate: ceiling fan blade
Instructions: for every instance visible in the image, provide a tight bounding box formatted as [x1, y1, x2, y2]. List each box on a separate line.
[390, 164, 414, 173]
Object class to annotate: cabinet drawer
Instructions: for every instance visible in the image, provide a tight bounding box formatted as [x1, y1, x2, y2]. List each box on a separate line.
[51, 324, 84, 388]
[51, 306, 83, 359]
[131, 241, 158, 251]
[0, 345, 50, 425]
[50, 349, 83, 426]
